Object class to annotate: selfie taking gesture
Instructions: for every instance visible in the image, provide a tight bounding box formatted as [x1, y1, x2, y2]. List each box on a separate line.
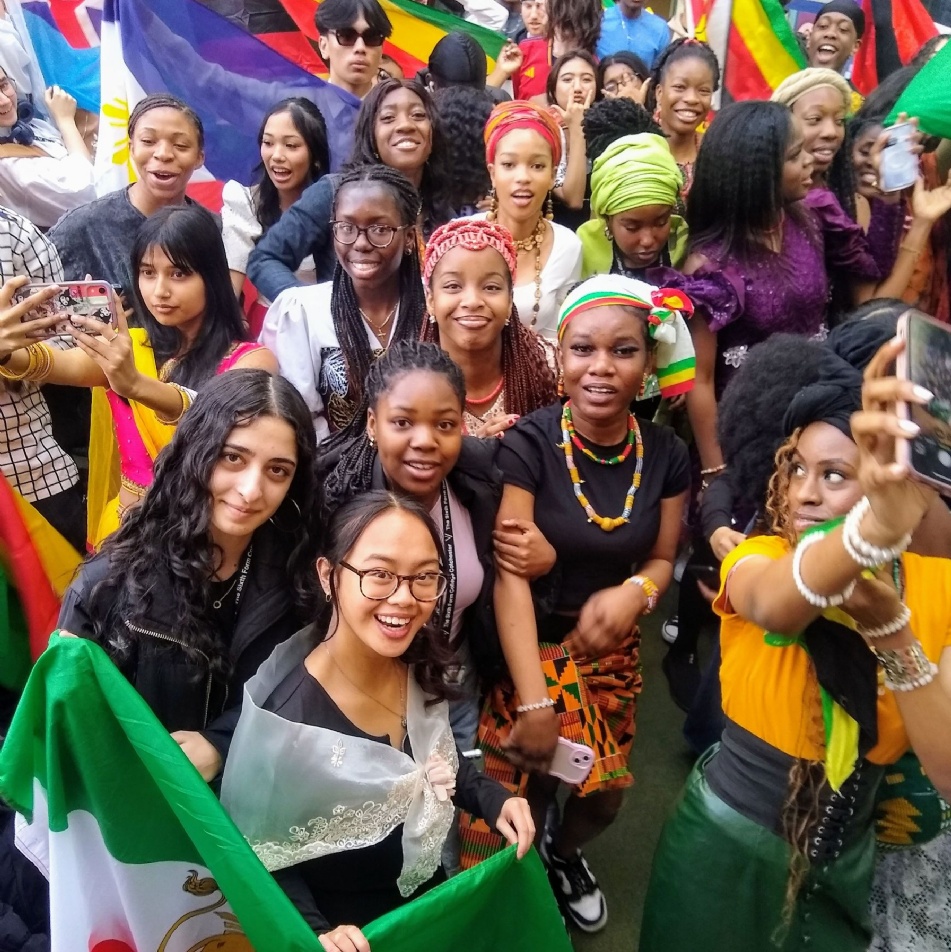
[0, 277, 62, 360]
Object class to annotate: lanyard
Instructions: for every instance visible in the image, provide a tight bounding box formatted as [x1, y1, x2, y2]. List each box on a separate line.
[435, 482, 458, 646]
[212, 545, 253, 613]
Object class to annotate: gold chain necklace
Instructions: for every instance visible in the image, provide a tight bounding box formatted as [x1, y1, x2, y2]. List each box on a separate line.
[325, 645, 406, 729]
[513, 217, 546, 325]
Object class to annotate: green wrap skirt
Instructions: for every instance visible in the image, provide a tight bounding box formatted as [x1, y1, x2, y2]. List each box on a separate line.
[640, 746, 879, 952]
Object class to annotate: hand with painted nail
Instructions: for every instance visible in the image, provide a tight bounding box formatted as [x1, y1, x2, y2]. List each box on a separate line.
[471, 413, 519, 439]
[850, 336, 937, 545]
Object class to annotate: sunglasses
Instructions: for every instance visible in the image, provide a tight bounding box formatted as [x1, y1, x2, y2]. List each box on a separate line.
[330, 28, 386, 48]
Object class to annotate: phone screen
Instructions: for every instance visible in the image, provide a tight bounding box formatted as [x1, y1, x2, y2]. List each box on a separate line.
[906, 310, 951, 492]
[880, 122, 919, 193]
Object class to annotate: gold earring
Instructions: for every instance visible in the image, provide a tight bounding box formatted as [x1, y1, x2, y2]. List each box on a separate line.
[545, 192, 554, 221]
[486, 188, 498, 222]
[367, 433, 376, 446]
[557, 372, 565, 397]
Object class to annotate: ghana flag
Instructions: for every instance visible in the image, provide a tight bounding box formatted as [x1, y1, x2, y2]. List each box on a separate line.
[0, 634, 571, 952]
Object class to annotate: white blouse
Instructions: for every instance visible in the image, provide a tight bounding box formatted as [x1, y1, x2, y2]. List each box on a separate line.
[0, 120, 96, 230]
[259, 281, 382, 443]
[468, 213, 582, 341]
[221, 180, 316, 292]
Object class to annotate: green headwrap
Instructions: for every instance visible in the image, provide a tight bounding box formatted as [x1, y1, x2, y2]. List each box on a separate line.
[589, 133, 683, 219]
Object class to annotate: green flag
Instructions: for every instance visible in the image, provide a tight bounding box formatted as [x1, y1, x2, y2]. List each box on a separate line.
[888, 42, 951, 137]
[0, 635, 571, 951]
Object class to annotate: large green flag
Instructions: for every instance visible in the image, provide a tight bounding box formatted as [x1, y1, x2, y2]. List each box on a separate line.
[888, 42, 951, 137]
[0, 635, 570, 952]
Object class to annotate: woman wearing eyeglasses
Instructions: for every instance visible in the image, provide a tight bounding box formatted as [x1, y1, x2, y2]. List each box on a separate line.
[260, 165, 427, 442]
[221, 490, 534, 943]
[598, 52, 650, 103]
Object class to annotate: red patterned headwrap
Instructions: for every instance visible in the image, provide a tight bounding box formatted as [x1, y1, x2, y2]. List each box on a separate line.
[483, 101, 563, 167]
[423, 219, 518, 284]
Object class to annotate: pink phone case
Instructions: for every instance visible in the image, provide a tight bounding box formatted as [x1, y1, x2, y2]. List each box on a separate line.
[548, 737, 595, 785]
[15, 281, 117, 338]
[896, 309, 951, 495]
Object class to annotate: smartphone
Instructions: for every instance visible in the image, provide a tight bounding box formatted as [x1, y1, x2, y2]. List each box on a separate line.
[897, 308, 951, 495]
[879, 122, 919, 193]
[15, 281, 117, 338]
[693, 565, 721, 590]
[548, 738, 595, 785]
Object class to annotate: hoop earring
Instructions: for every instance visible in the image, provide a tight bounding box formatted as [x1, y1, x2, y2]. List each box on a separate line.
[486, 188, 498, 222]
[545, 191, 554, 221]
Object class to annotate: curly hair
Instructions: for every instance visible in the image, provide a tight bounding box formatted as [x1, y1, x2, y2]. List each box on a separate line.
[318, 341, 466, 517]
[95, 370, 322, 678]
[647, 37, 721, 115]
[318, 490, 460, 702]
[546, 49, 599, 107]
[252, 98, 330, 233]
[687, 101, 805, 263]
[582, 97, 663, 162]
[347, 78, 452, 226]
[717, 334, 828, 518]
[329, 166, 428, 414]
[547, 0, 600, 53]
[130, 205, 248, 390]
[433, 86, 494, 210]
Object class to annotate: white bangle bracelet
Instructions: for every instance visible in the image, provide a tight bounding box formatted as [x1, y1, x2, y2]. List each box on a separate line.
[516, 698, 556, 713]
[859, 604, 912, 640]
[792, 530, 856, 608]
[842, 497, 912, 568]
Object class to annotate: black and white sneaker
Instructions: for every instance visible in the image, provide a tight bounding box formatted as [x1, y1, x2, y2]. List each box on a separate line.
[540, 830, 608, 933]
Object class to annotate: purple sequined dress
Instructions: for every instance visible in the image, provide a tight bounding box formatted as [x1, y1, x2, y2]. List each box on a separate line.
[652, 190, 881, 398]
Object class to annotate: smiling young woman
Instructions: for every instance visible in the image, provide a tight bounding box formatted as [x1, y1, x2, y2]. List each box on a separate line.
[220, 490, 534, 942]
[469, 275, 694, 933]
[420, 218, 558, 438]
[259, 165, 427, 441]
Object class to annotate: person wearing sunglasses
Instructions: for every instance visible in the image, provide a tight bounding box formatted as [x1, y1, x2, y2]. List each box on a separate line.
[315, 0, 392, 100]
[221, 489, 533, 942]
[259, 165, 428, 442]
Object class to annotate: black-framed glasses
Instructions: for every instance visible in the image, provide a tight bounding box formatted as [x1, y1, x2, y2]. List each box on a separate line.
[330, 27, 386, 48]
[603, 72, 640, 95]
[340, 562, 448, 602]
[330, 221, 407, 248]
[0, 77, 16, 99]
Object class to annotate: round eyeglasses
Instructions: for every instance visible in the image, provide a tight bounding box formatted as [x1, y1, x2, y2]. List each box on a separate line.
[340, 562, 448, 602]
[0, 77, 17, 99]
[330, 221, 407, 248]
[603, 72, 640, 96]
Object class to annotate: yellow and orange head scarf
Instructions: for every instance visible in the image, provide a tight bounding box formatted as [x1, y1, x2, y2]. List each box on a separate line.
[484, 101, 563, 167]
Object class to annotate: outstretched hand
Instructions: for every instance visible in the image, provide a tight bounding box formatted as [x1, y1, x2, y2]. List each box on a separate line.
[0, 277, 61, 359]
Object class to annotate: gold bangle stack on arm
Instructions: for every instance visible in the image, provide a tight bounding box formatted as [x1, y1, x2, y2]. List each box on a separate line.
[0, 342, 54, 382]
[156, 383, 193, 425]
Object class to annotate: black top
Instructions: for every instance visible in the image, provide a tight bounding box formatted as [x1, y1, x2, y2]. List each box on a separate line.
[264, 662, 512, 933]
[499, 402, 690, 613]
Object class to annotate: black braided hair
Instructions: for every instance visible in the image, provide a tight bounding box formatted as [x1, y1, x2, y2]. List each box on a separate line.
[582, 97, 663, 162]
[827, 116, 859, 222]
[128, 94, 204, 149]
[317, 341, 465, 519]
[329, 165, 427, 415]
[646, 38, 721, 115]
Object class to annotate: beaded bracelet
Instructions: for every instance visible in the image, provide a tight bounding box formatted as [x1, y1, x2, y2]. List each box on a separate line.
[700, 463, 727, 477]
[626, 574, 660, 613]
[842, 497, 911, 569]
[516, 698, 556, 713]
[792, 530, 856, 608]
[873, 640, 938, 692]
[859, 604, 912, 641]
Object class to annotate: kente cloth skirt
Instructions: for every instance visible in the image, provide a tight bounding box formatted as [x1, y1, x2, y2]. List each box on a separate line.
[640, 741, 881, 952]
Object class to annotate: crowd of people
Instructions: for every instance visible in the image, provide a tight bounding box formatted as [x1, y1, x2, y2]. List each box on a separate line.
[1, 0, 951, 948]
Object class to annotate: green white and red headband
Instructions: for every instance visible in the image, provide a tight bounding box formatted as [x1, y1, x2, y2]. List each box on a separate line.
[556, 275, 697, 398]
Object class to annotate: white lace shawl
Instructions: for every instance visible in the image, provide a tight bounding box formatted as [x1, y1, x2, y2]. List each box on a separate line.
[220, 629, 457, 897]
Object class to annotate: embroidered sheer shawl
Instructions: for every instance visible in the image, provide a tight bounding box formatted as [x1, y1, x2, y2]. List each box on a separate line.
[220, 629, 458, 897]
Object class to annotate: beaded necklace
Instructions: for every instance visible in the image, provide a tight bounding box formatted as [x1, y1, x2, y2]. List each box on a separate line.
[513, 217, 546, 325]
[465, 376, 505, 407]
[560, 402, 644, 532]
[564, 401, 635, 465]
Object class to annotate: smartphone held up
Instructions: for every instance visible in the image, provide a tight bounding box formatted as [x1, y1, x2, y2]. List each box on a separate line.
[897, 308, 951, 495]
[14, 281, 118, 338]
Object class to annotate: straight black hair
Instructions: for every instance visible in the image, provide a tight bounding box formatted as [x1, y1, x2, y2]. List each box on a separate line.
[130, 205, 247, 389]
[315, 0, 392, 36]
[546, 49, 599, 106]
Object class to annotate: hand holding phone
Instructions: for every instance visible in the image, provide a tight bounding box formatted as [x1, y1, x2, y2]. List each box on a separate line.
[13, 280, 117, 338]
[879, 121, 919, 193]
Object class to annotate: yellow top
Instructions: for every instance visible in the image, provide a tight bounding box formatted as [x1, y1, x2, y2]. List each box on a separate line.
[715, 534, 951, 765]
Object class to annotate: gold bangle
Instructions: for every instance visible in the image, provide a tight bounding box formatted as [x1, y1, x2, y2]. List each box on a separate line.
[0, 343, 53, 382]
[156, 382, 192, 424]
